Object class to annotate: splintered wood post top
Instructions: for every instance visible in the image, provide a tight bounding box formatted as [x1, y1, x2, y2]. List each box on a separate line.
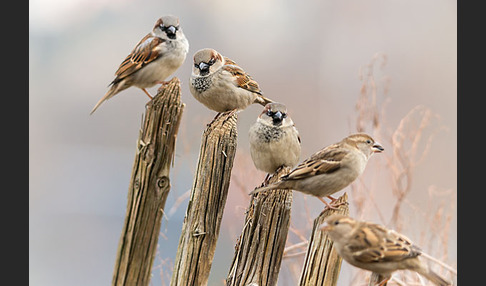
[299, 193, 349, 286]
[112, 77, 184, 286]
[170, 111, 238, 286]
[226, 166, 293, 286]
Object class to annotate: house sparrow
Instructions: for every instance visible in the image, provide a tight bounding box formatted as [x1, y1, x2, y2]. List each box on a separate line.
[321, 214, 452, 286]
[189, 48, 273, 113]
[249, 133, 383, 209]
[90, 15, 189, 114]
[249, 102, 301, 182]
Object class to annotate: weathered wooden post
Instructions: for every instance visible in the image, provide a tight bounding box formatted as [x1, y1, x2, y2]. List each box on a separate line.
[299, 193, 349, 286]
[226, 167, 293, 286]
[170, 111, 238, 286]
[112, 78, 185, 286]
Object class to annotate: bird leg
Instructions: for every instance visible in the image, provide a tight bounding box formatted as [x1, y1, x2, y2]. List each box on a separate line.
[317, 196, 348, 210]
[156, 80, 171, 92]
[327, 195, 338, 202]
[208, 109, 238, 126]
[207, 112, 223, 126]
[376, 277, 389, 286]
[141, 88, 154, 99]
[263, 173, 271, 185]
[328, 195, 349, 208]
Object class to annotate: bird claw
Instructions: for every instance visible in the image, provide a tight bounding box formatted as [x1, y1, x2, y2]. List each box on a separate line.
[318, 196, 348, 210]
[157, 80, 170, 92]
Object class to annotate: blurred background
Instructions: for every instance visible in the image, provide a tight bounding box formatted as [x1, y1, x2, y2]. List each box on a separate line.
[29, 0, 456, 285]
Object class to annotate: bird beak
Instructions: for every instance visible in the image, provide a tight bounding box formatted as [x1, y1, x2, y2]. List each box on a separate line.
[198, 62, 210, 73]
[272, 111, 283, 122]
[372, 142, 384, 153]
[167, 25, 176, 35]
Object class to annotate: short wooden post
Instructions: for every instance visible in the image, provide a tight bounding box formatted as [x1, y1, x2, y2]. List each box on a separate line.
[170, 111, 238, 286]
[298, 193, 349, 286]
[226, 167, 293, 286]
[111, 78, 185, 286]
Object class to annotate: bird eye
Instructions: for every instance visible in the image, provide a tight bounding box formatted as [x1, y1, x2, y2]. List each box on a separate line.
[208, 59, 215, 65]
[366, 139, 372, 144]
[194, 63, 199, 68]
[333, 221, 340, 225]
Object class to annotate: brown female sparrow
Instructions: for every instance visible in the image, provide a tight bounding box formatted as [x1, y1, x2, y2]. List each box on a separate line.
[321, 214, 452, 286]
[189, 48, 273, 113]
[249, 133, 384, 209]
[249, 102, 301, 182]
[90, 15, 189, 114]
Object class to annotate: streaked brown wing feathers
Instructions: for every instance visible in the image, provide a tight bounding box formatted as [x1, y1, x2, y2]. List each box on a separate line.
[282, 145, 348, 181]
[222, 64, 262, 95]
[112, 35, 164, 83]
[351, 223, 420, 263]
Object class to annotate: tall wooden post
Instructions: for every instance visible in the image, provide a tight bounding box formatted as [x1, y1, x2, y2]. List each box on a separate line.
[111, 78, 184, 286]
[170, 111, 238, 286]
[226, 167, 293, 286]
[299, 193, 349, 286]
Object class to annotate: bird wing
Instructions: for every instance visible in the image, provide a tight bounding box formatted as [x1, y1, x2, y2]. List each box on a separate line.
[281, 144, 348, 181]
[111, 34, 164, 85]
[223, 56, 238, 66]
[221, 64, 263, 95]
[349, 223, 421, 264]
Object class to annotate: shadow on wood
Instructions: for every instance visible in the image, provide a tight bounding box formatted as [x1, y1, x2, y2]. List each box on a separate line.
[112, 78, 184, 286]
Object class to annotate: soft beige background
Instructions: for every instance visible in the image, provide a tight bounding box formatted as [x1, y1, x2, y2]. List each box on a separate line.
[30, 0, 456, 285]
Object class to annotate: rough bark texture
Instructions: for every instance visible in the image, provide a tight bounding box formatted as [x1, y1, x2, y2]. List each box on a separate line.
[112, 77, 185, 286]
[170, 111, 238, 286]
[226, 167, 293, 286]
[298, 193, 349, 286]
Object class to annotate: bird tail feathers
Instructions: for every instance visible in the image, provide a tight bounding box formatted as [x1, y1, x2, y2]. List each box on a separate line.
[249, 185, 275, 196]
[90, 85, 120, 115]
[256, 95, 274, 107]
[417, 267, 452, 286]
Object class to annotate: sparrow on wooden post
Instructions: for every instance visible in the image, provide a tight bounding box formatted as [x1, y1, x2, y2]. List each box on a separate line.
[321, 214, 452, 286]
[91, 15, 189, 114]
[189, 48, 273, 116]
[249, 102, 301, 183]
[250, 133, 383, 209]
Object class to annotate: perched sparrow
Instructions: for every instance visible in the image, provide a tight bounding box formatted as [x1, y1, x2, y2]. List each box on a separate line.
[321, 214, 452, 286]
[90, 15, 189, 114]
[250, 133, 384, 208]
[249, 102, 301, 181]
[189, 48, 273, 113]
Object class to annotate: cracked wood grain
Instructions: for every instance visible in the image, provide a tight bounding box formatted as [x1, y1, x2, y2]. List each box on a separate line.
[170, 111, 238, 286]
[112, 78, 184, 286]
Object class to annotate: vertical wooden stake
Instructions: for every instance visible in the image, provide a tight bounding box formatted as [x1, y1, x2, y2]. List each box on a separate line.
[226, 167, 293, 286]
[298, 193, 349, 286]
[111, 78, 184, 286]
[170, 111, 238, 286]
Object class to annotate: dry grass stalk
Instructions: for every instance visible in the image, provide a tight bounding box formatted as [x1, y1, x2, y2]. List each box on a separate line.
[350, 54, 455, 285]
